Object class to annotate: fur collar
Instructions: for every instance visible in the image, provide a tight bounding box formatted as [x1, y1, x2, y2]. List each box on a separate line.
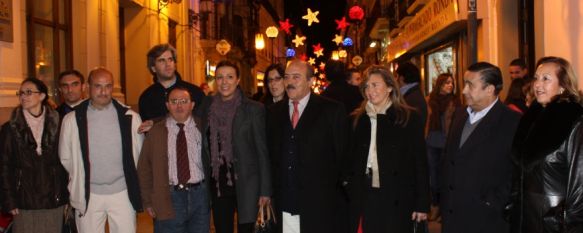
[512, 100, 583, 168]
[9, 106, 60, 154]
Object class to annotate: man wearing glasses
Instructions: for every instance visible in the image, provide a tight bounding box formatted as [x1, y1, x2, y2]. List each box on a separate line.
[138, 86, 210, 233]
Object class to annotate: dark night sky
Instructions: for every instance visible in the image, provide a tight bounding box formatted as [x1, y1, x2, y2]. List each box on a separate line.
[284, 0, 347, 63]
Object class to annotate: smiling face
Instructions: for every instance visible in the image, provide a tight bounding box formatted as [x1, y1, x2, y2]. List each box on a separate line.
[440, 77, 454, 95]
[533, 63, 562, 107]
[151, 50, 176, 81]
[284, 61, 313, 101]
[267, 69, 285, 99]
[215, 65, 240, 100]
[166, 89, 194, 123]
[19, 81, 46, 112]
[364, 74, 392, 109]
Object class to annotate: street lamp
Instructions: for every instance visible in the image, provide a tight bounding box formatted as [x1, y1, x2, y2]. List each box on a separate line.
[265, 26, 279, 63]
[255, 33, 265, 50]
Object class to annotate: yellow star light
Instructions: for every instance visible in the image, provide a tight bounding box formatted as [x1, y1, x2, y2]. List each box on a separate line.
[308, 57, 316, 65]
[302, 8, 320, 26]
[314, 48, 324, 58]
[292, 35, 307, 48]
[332, 34, 343, 46]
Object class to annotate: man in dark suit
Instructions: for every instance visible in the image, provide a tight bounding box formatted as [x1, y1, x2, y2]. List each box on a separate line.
[440, 62, 520, 233]
[395, 62, 428, 126]
[267, 59, 348, 233]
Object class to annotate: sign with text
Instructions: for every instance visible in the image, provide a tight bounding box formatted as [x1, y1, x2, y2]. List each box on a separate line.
[387, 0, 458, 61]
[0, 0, 12, 42]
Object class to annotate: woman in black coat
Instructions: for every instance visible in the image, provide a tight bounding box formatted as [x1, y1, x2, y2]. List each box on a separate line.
[346, 65, 429, 233]
[0, 78, 69, 233]
[511, 56, 583, 233]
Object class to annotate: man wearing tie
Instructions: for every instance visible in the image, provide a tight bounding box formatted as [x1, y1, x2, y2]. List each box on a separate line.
[267, 59, 349, 233]
[138, 86, 210, 233]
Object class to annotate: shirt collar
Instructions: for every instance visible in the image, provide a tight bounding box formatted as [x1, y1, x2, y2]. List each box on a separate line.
[289, 92, 311, 106]
[399, 82, 418, 94]
[466, 98, 499, 124]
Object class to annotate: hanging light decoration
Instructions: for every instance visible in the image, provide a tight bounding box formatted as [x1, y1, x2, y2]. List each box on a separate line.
[343, 37, 353, 47]
[286, 48, 296, 58]
[338, 49, 347, 58]
[266, 26, 279, 38]
[348, 5, 365, 21]
[255, 33, 265, 50]
[332, 51, 339, 60]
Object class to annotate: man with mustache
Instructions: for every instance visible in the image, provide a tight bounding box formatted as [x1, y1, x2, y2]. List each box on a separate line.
[267, 59, 349, 233]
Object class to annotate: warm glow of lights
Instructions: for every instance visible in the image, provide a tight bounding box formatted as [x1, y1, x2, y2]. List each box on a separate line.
[255, 34, 265, 50]
[369, 41, 377, 48]
[332, 51, 339, 60]
[266, 26, 279, 38]
[338, 49, 347, 58]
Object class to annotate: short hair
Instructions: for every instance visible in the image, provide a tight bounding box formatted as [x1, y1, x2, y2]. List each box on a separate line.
[509, 58, 527, 69]
[324, 60, 346, 82]
[147, 44, 178, 75]
[395, 62, 421, 83]
[87, 67, 113, 84]
[264, 63, 285, 87]
[58, 70, 85, 84]
[166, 86, 193, 102]
[21, 78, 49, 106]
[467, 62, 504, 95]
[215, 60, 240, 78]
[287, 59, 313, 80]
[345, 68, 360, 81]
[535, 56, 581, 103]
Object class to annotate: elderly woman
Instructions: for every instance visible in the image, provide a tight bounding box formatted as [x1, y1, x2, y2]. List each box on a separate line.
[346, 65, 429, 233]
[260, 64, 287, 107]
[0, 78, 69, 233]
[196, 60, 271, 233]
[511, 56, 583, 233]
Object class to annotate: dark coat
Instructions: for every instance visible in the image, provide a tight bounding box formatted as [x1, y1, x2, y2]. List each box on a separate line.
[196, 91, 272, 224]
[137, 117, 209, 220]
[321, 81, 363, 114]
[347, 107, 429, 233]
[440, 100, 520, 233]
[0, 106, 69, 211]
[267, 93, 349, 233]
[510, 100, 583, 233]
[403, 84, 428, 127]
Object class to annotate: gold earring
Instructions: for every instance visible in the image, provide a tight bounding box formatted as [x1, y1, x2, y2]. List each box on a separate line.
[560, 88, 565, 94]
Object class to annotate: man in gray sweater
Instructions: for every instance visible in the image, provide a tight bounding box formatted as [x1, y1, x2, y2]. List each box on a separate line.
[59, 68, 144, 233]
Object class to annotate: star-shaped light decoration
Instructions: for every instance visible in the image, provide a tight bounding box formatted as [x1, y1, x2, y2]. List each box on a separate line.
[312, 43, 324, 57]
[319, 62, 326, 71]
[299, 53, 308, 61]
[302, 8, 320, 26]
[308, 57, 316, 65]
[292, 34, 307, 48]
[335, 17, 350, 30]
[332, 34, 344, 46]
[279, 19, 294, 35]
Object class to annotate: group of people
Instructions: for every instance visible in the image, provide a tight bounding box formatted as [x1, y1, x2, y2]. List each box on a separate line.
[1, 41, 582, 233]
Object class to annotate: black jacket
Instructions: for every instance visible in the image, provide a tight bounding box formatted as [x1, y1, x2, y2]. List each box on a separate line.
[440, 100, 520, 233]
[347, 107, 429, 233]
[0, 106, 69, 211]
[511, 100, 583, 233]
[403, 84, 428, 127]
[139, 72, 205, 121]
[321, 81, 363, 115]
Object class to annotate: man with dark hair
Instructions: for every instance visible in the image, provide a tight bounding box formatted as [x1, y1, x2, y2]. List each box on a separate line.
[509, 58, 528, 80]
[138, 86, 210, 233]
[60, 67, 144, 233]
[440, 62, 520, 233]
[321, 60, 363, 114]
[267, 59, 348, 233]
[138, 44, 205, 133]
[57, 70, 86, 118]
[345, 68, 362, 87]
[395, 61, 428, 126]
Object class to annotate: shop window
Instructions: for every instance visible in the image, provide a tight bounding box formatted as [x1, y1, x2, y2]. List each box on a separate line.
[27, 0, 72, 102]
[425, 45, 455, 94]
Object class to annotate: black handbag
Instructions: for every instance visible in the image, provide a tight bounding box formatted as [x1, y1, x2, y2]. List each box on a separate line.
[412, 220, 428, 233]
[62, 205, 78, 233]
[254, 204, 276, 233]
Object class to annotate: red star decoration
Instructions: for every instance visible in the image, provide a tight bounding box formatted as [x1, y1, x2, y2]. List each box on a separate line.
[335, 17, 350, 30]
[279, 19, 294, 35]
[312, 43, 322, 53]
[299, 54, 308, 61]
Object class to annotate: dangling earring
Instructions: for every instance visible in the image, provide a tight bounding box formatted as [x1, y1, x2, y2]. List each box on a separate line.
[560, 88, 565, 95]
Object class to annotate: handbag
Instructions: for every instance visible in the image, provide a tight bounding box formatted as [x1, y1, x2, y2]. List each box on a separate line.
[412, 220, 428, 233]
[254, 203, 276, 233]
[62, 205, 78, 233]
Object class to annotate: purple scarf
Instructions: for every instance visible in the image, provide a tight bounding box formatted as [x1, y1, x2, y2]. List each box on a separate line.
[208, 90, 242, 196]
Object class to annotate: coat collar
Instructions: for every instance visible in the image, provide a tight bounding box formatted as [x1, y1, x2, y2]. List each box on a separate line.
[8, 105, 60, 153]
[512, 100, 583, 168]
[449, 100, 505, 153]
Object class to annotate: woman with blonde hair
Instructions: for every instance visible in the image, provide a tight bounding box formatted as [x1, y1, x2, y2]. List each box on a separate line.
[346, 65, 429, 232]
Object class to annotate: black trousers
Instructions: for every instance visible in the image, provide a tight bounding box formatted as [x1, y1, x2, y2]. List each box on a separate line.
[212, 195, 254, 233]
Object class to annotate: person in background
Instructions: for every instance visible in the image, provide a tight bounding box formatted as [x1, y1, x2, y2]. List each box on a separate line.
[138, 86, 210, 233]
[56, 70, 86, 119]
[321, 60, 363, 114]
[0, 78, 69, 233]
[201, 83, 212, 96]
[504, 78, 528, 114]
[346, 65, 429, 232]
[509, 58, 529, 80]
[346, 68, 362, 87]
[426, 73, 460, 220]
[395, 62, 428, 127]
[510, 56, 583, 233]
[261, 64, 287, 108]
[196, 60, 271, 233]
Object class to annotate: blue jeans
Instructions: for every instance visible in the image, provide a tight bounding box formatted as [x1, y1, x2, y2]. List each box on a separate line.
[427, 146, 443, 205]
[154, 183, 210, 233]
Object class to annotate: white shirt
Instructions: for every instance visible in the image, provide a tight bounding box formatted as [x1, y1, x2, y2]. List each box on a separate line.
[466, 98, 499, 124]
[166, 116, 204, 185]
[288, 93, 311, 120]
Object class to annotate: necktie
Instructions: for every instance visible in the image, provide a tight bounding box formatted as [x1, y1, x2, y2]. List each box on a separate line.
[176, 123, 191, 184]
[292, 101, 299, 128]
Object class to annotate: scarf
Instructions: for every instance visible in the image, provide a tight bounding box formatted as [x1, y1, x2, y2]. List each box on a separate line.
[365, 100, 392, 188]
[208, 90, 242, 195]
[23, 106, 46, 155]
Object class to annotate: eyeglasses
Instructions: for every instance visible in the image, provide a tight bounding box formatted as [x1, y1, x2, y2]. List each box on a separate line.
[168, 98, 190, 105]
[16, 90, 41, 96]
